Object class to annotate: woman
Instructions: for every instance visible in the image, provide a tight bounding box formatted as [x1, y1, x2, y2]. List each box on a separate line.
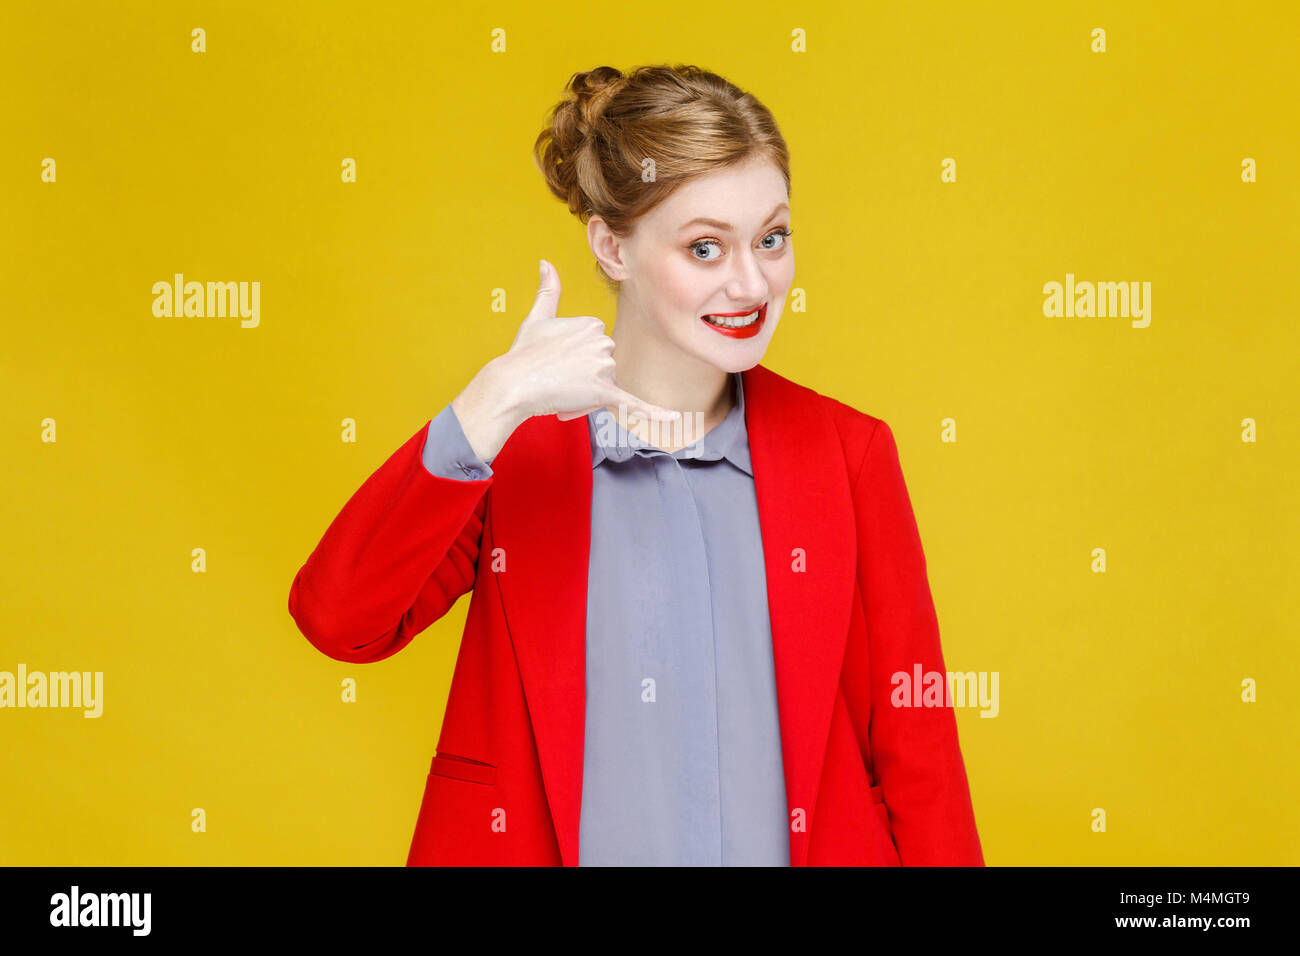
[288, 64, 985, 867]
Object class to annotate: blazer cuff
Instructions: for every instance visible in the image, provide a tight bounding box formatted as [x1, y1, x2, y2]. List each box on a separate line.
[421, 403, 495, 481]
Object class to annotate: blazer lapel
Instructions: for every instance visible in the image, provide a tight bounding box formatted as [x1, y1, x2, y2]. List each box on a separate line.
[491, 410, 592, 867]
[492, 363, 856, 867]
[742, 364, 857, 866]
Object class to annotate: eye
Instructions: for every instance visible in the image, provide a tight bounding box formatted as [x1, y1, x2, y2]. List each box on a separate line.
[689, 239, 723, 261]
[760, 227, 793, 251]
[689, 227, 793, 262]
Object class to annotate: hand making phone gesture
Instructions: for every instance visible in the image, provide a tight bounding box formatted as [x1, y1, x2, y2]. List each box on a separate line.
[451, 259, 680, 461]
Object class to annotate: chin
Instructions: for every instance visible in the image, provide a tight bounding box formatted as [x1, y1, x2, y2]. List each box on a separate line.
[709, 352, 767, 374]
[687, 310, 780, 374]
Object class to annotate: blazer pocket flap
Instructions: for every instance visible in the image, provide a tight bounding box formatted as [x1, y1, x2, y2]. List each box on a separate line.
[430, 752, 498, 785]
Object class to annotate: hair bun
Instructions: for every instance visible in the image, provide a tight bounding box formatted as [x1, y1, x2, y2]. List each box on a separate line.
[532, 63, 790, 298]
[568, 66, 626, 136]
[534, 66, 626, 215]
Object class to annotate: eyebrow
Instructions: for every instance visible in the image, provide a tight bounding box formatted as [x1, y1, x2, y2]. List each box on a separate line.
[678, 202, 789, 233]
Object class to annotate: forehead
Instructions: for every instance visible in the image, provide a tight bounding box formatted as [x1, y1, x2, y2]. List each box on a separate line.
[643, 157, 788, 232]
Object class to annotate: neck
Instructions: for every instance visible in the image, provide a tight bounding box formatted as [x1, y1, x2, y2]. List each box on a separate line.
[600, 296, 734, 451]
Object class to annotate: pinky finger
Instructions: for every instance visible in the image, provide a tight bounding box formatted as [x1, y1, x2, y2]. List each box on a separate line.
[556, 405, 603, 421]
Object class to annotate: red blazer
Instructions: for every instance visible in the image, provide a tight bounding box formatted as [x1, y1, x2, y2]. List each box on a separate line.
[288, 363, 985, 866]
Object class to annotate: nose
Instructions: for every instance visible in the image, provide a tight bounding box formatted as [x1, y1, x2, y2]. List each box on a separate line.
[724, 247, 769, 307]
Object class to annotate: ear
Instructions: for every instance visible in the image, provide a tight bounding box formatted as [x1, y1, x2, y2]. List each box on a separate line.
[587, 215, 631, 282]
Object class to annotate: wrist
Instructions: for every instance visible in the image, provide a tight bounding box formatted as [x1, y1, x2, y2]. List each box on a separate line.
[480, 354, 530, 430]
[452, 357, 527, 462]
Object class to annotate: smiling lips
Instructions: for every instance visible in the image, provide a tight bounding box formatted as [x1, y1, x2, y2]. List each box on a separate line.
[700, 302, 767, 339]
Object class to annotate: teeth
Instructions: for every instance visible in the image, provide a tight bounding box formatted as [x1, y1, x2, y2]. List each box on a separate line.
[704, 308, 760, 328]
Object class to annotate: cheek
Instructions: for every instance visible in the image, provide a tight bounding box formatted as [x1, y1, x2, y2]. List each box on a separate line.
[773, 254, 795, 293]
[658, 261, 710, 319]
[763, 259, 794, 328]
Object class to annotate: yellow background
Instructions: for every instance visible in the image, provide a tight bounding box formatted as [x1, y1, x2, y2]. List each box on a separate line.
[2, 0, 1296, 865]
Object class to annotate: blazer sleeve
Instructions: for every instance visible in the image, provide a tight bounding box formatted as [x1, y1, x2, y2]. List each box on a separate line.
[287, 411, 492, 664]
[853, 418, 985, 866]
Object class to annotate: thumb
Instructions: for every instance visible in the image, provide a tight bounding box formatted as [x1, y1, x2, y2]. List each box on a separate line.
[525, 258, 562, 322]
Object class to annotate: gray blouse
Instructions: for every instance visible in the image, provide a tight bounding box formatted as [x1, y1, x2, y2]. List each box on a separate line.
[421, 371, 789, 865]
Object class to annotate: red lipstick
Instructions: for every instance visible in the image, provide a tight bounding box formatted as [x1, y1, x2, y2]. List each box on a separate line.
[699, 302, 766, 339]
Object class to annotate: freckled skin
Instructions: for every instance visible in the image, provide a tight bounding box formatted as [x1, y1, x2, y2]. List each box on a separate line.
[586, 155, 795, 435]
